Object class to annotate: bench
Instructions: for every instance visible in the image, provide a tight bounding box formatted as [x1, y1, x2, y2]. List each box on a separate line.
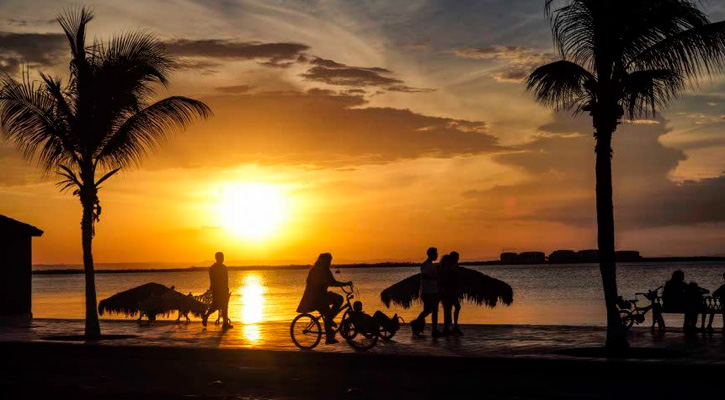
[654, 295, 724, 331]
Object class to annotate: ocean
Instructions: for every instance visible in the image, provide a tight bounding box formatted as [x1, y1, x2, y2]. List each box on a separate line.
[33, 261, 725, 328]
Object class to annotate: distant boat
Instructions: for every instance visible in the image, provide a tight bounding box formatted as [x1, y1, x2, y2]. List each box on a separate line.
[335, 268, 341, 274]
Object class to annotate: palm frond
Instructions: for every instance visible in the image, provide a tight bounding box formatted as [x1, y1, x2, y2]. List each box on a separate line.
[628, 20, 725, 84]
[621, 69, 683, 118]
[526, 60, 596, 112]
[0, 75, 77, 173]
[96, 96, 211, 168]
[57, 7, 93, 71]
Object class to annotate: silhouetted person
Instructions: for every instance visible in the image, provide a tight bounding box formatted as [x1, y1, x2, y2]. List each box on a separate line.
[349, 300, 399, 335]
[662, 270, 687, 311]
[442, 251, 463, 335]
[202, 252, 232, 329]
[297, 253, 352, 344]
[411, 247, 442, 337]
[684, 281, 709, 331]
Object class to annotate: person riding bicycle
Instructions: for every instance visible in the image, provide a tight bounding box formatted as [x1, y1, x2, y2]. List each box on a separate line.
[296, 253, 352, 344]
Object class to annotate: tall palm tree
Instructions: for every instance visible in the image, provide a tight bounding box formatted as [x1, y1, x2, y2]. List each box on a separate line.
[527, 0, 725, 349]
[0, 8, 211, 339]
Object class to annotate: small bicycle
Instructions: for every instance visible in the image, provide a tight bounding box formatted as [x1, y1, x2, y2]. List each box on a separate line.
[617, 286, 664, 331]
[290, 284, 382, 351]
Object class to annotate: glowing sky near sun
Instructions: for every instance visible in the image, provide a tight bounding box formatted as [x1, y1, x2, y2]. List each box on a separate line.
[0, 0, 723, 265]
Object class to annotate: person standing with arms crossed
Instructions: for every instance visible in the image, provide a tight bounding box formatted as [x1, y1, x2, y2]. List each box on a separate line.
[411, 247, 442, 337]
[202, 251, 233, 330]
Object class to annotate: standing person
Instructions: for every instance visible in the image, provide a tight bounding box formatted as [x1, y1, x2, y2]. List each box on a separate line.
[297, 253, 352, 344]
[442, 251, 463, 335]
[202, 252, 232, 329]
[411, 247, 442, 337]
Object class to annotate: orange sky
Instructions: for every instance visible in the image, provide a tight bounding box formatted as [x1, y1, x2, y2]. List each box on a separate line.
[1, 1, 724, 266]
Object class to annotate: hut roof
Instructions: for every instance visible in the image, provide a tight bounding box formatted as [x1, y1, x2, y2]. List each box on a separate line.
[380, 267, 513, 309]
[0, 215, 43, 237]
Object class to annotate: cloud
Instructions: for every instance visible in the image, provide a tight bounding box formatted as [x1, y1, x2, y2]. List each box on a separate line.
[164, 39, 309, 67]
[3, 18, 56, 27]
[302, 57, 430, 92]
[0, 31, 66, 73]
[466, 112, 723, 231]
[149, 90, 499, 168]
[451, 45, 557, 83]
[214, 84, 253, 94]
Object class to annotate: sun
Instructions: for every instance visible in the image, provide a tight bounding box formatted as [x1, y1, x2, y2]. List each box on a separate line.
[216, 183, 289, 241]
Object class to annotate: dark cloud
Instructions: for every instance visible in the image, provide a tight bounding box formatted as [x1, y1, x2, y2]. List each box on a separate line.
[214, 84, 253, 94]
[3, 18, 56, 27]
[163, 39, 309, 67]
[452, 45, 556, 83]
[302, 57, 430, 92]
[149, 90, 499, 169]
[467, 112, 723, 230]
[0, 31, 66, 73]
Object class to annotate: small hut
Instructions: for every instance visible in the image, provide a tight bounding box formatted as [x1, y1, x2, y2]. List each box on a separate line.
[0, 215, 43, 317]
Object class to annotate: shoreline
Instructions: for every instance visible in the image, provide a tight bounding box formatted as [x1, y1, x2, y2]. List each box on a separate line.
[32, 256, 725, 275]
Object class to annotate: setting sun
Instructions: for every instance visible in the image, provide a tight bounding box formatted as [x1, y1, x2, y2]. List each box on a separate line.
[216, 183, 290, 241]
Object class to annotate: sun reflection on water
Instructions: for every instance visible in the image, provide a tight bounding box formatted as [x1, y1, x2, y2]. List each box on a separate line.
[237, 273, 266, 343]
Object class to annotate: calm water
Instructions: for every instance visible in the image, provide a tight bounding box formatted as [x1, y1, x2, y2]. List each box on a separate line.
[33, 262, 725, 328]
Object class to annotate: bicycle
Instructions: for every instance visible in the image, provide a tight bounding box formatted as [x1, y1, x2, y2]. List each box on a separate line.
[617, 286, 664, 331]
[290, 284, 380, 351]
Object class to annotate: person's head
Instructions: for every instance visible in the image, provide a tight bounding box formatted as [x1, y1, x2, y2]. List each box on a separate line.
[353, 301, 363, 312]
[314, 253, 333, 269]
[440, 254, 451, 267]
[449, 251, 460, 264]
[215, 252, 224, 263]
[687, 281, 699, 290]
[671, 270, 684, 282]
[426, 247, 438, 261]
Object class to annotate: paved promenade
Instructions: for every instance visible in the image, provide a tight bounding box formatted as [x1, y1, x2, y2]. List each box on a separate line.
[1, 319, 723, 399]
[1, 318, 724, 361]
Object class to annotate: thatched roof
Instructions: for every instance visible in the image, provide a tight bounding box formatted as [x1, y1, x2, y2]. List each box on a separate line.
[380, 267, 513, 309]
[98, 282, 205, 317]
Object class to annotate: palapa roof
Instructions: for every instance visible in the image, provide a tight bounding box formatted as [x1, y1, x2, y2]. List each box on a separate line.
[0, 214, 43, 237]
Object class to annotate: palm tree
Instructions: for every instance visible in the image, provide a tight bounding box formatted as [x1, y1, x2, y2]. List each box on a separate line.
[527, 0, 725, 349]
[0, 8, 211, 339]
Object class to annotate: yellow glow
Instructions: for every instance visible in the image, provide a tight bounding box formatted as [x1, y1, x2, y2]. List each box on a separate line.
[216, 183, 289, 241]
[239, 273, 266, 324]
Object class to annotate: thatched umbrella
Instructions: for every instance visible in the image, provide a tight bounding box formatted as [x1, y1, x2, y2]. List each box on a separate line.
[380, 267, 513, 309]
[98, 282, 205, 320]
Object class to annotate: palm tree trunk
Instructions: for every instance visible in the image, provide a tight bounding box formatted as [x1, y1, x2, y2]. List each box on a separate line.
[81, 196, 101, 339]
[594, 127, 628, 350]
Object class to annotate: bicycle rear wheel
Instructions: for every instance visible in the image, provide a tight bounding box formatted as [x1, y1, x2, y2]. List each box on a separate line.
[290, 313, 322, 349]
[619, 310, 634, 330]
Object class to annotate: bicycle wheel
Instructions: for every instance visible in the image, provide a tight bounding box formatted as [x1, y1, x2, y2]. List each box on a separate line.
[619, 310, 634, 330]
[290, 313, 322, 349]
[343, 320, 378, 351]
[379, 327, 396, 341]
[339, 309, 357, 340]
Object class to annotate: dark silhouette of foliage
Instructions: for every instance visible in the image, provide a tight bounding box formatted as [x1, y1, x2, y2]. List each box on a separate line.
[527, 0, 725, 349]
[0, 7, 211, 339]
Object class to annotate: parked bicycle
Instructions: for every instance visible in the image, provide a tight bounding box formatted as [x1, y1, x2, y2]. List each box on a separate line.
[290, 284, 386, 350]
[617, 286, 664, 331]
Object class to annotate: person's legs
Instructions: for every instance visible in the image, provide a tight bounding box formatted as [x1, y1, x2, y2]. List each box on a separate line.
[442, 298, 452, 333]
[221, 293, 232, 328]
[430, 295, 440, 336]
[327, 292, 344, 320]
[452, 299, 462, 334]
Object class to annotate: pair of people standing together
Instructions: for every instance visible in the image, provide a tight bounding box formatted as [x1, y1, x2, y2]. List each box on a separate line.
[412, 247, 463, 337]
